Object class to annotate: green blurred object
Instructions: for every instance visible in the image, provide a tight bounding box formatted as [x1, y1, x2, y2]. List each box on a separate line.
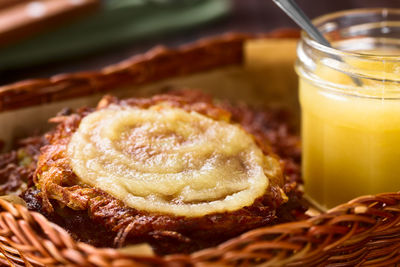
[0, 0, 230, 69]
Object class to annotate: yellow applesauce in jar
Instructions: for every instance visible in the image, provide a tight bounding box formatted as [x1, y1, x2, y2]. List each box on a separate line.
[296, 8, 400, 209]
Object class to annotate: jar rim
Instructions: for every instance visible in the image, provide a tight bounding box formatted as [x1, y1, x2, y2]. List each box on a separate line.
[297, 7, 400, 98]
[302, 8, 400, 61]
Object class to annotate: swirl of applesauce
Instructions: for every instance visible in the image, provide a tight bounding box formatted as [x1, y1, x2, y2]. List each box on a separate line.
[68, 105, 275, 217]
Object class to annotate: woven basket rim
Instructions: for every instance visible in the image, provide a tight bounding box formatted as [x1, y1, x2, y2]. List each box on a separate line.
[0, 29, 299, 113]
[2, 29, 400, 266]
[1, 191, 400, 266]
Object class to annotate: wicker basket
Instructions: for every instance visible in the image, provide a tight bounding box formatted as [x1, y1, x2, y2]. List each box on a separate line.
[1, 30, 400, 266]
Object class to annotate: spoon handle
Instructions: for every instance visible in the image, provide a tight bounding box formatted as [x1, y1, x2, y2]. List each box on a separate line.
[273, 0, 330, 46]
[273, 0, 362, 86]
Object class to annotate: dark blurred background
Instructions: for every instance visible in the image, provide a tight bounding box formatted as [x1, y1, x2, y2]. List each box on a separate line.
[1, 0, 398, 85]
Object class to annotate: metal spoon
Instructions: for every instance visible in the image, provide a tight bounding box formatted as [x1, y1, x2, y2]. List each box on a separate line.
[272, 0, 362, 86]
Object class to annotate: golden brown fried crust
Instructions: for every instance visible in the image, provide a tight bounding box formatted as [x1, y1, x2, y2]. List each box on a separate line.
[0, 136, 45, 195]
[29, 91, 303, 254]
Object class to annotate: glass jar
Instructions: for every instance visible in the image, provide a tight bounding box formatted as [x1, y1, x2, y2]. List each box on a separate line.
[296, 8, 400, 209]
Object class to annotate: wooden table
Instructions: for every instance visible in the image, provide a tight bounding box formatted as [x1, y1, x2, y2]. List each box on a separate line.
[0, 0, 398, 85]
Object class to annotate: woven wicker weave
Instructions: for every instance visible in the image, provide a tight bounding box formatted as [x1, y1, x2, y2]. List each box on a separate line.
[1, 30, 400, 266]
[0, 29, 299, 112]
[1, 193, 400, 266]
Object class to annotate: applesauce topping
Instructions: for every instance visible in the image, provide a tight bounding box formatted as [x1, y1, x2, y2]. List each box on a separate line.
[68, 105, 277, 217]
